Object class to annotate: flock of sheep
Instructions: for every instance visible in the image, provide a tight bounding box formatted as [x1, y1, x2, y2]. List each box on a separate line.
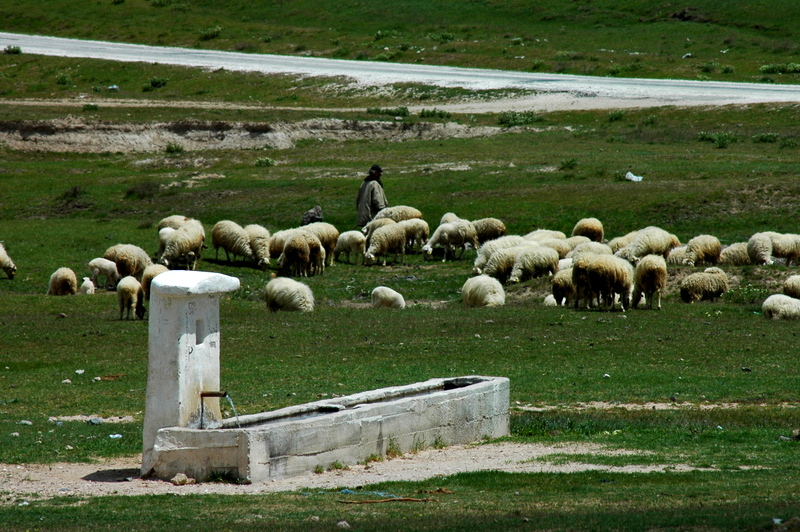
[2, 207, 799, 320]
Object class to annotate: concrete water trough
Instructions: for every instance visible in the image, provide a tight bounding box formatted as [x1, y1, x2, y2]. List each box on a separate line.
[141, 271, 510, 483]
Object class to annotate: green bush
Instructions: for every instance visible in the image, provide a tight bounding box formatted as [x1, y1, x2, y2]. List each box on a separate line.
[699, 61, 719, 73]
[199, 25, 222, 41]
[254, 157, 276, 167]
[751, 133, 779, 143]
[559, 158, 578, 170]
[367, 106, 410, 117]
[165, 142, 184, 154]
[82, 104, 99, 111]
[427, 32, 455, 44]
[148, 77, 168, 89]
[698, 131, 736, 149]
[420, 108, 452, 119]
[498, 110, 542, 127]
[55, 73, 71, 85]
[759, 62, 800, 74]
[3, 45, 22, 55]
[608, 110, 625, 122]
[332, 47, 350, 58]
[530, 59, 544, 71]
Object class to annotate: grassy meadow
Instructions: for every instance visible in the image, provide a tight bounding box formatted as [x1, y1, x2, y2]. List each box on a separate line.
[1, 3, 800, 529]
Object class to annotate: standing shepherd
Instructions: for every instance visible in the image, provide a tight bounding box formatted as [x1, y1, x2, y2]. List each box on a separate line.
[356, 164, 388, 227]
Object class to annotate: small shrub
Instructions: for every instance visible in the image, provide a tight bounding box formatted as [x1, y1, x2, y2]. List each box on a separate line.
[374, 30, 401, 41]
[58, 186, 86, 201]
[559, 158, 578, 170]
[356, 52, 369, 60]
[722, 65, 735, 74]
[641, 115, 657, 126]
[555, 51, 583, 60]
[199, 25, 222, 41]
[92, 86, 102, 93]
[254, 157, 276, 167]
[759, 63, 800, 74]
[432, 437, 447, 449]
[511, 37, 524, 46]
[420, 108, 451, 119]
[751, 133, 779, 143]
[165, 142, 184, 154]
[367, 106, 409, 117]
[397, 42, 411, 51]
[373, 52, 395, 61]
[530, 59, 544, 71]
[332, 47, 350, 58]
[294, 44, 307, 52]
[262, 35, 273, 43]
[3, 45, 22, 55]
[780, 137, 798, 148]
[427, 32, 455, 44]
[498, 110, 542, 127]
[82, 104, 99, 111]
[699, 61, 719, 73]
[328, 461, 348, 471]
[386, 438, 402, 459]
[124, 181, 161, 200]
[608, 110, 625, 122]
[724, 283, 768, 305]
[148, 77, 168, 89]
[55, 73, 71, 86]
[313, 465, 324, 474]
[608, 64, 622, 76]
[361, 454, 383, 464]
[698, 131, 736, 148]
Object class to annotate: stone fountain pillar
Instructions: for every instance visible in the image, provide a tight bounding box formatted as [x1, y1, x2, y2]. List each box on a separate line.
[141, 270, 240, 477]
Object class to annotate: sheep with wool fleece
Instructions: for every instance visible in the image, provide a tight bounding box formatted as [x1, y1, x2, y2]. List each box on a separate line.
[567, 241, 612, 259]
[362, 218, 397, 248]
[244, 224, 271, 270]
[397, 218, 430, 251]
[364, 223, 406, 266]
[508, 245, 560, 284]
[666, 246, 689, 266]
[472, 235, 527, 274]
[47, 267, 78, 296]
[747, 232, 776, 265]
[608, 230, 639, 253]
[88, 257, 119, 290]
[264, 276, 314, 312]
[682, 235, 722, 266]
[537, 238, 572, 259]
[157, 227, 176, 259]
[439, 212, 461, 225]
[277, 230, 325, 277]
[115, 244, 153, 280]
[543, 294, 559, 307]
[334, 230, 366, 264]
[267, 228, 297, 259]
[524, 229, 566, 241]
[372, 205, 423, 223]
[79, 277, 95, 295]
[783, 275, 800, 299]
[0, 242, 17, 279]
[421, 221, 477, 262]
[103, 243, 124, 262]
[483, 246, 527, 283]
[571, 253, 596, 309]
[571, 217, 604, 242]
[551, 267, 575, 306]
[461, 275, 505, 308]
[157, 214, 191, 231]
[302, 222, 340, 267]
[680, 267, 729, 303]
[770, 233, 800, 267]
[564, 235, 591, 250]
[558, 257, 573, 271]
[212, 220, 254, 263]
[762, 294, 800, 320]
[719, 243, 751, 266]
[586, 254, 635, 311]
[141, 264, 169, 301]
[615, 226, 680, 263]
[160, 219, 205, 270]
[371, 286, 406, 309]
[117, 276, 146, 320]
[631, 254, 667, 310]
[472, 217, 507, 245]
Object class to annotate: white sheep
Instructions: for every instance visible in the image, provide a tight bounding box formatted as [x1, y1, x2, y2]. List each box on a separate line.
[608, 230, 639, 253]
[334, 230, 367, 264]
[115, 244, 153, 280]
[277, 230, 325, 277]
[461, 275, 505, 308]
[244, 224, 271, 270]
[551, 267, 575, 306]
[302, 222, 340, 267]
[472, 217, 507, 245]
[666, 246, 689, 266]
[631, 254, 667, 310]
[567, 241, 613, 259]
[264, 276, 314, 312]
[747, 232, 775, 265]
[0, 242, 16, 279]
[762, 294, 800, 320]
[543, 294, 559, 307]
[524, 229, 566, 241]
[160, 219, 205, 270]
[371, 286, 406, 309]
[587, 254, 635, 311]
[571, 217, 604, 242]
[79, 277, 95, 295]
[157, 227, 176, 259]
[373, 205, 423, 222]
[47, 267, 78, 296]
[615, 226, 680, 263]
[472, 235, 527, 274]
[771, 233, 800, 267]
[88, 257, 120, 290]
[682, 235, 722, 266]
[362, 218, 397, 245]
[719, 243, 751, 266]
[564, 235, 591, 250]
[117, 275, 146, 320]
[680, 267, 729, 303]
[103, 243, 124, 262]
[267, 228, 297, 259]
[537, 238, 572, 259]
[157, 214, 191, 230]
[397, 218, 430, 252]
[422, 222, 472, 262]
[212, 220, 253, 263]
[508, 246, 560, 284]
[141, 264, 169, 301]
[439, 212, 461, 225]
[571, 253, 596, 309]
[783, 275, 800, 299]
[558, 257, 573, 271]
[364, 223, 406, 266]
[483, 246, 526, 283]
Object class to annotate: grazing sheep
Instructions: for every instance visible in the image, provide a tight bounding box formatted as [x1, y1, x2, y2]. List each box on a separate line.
[398, 218, 430, 252]
[115, 244, 153, 280]
[103, 243, 124, 262]
[334, 230, 367, 264]
[543, 294, 559, 307]
[0, 242, 17, 279]
[371, 286, 406, 309]
[277, 230, 324, 277]
[783, 275, 800, 299]
[212, 220, 254, 263]
[364, 223, 406, 266]
[472, 217, 507, 244]
[373, 205, 423, 222]
[667, 246, 689, 266]
[88, 257, 120, 290]
[682, 235, 722, 266]
[47, 267, 78, 296]
[422, 221, 478, 262]
[571, 253, 596, 309]
[157, 227, 176, 259]
[141, 264, 169, 301]
[719, 242, 751, 266]
[680, 267, 729, 303]
[461, 275, 505, 308]
[571, 217, 604, 242]
[79, 277, 95, 295]
[524, 229, 567, 241]
[302, 222, 340, 267]
[483, 246, 526, 283]
[771, 233, 800, 267]
[747, 232, 774, 265]
[615, 226, 680, 263]
[267, 228, 298, 259]
[508, 246, 560, 284]
[264, 276, 314, 312]
[631, 254, 667, 310]
[587, 254, 635, 311]
[472, 235, 527, 274]
[117, 276, 146, 320]
[551, 267, 575, 306]
[439, 212, 461, 225]
[537, 238, 572, 259]
[157, 214, 191, 231]
[160, 219, 205, 270]
[564, 235, 592, 250]
[244, 224, 271, 270]
[567, 241, 613, 259]
[762, 294, 800, 320]
[608, 230, 639, 253]
[558, 257, 573, 271]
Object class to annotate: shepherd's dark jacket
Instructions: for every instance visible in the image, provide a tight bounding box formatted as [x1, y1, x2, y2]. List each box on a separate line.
[356, 176, 388, 226]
